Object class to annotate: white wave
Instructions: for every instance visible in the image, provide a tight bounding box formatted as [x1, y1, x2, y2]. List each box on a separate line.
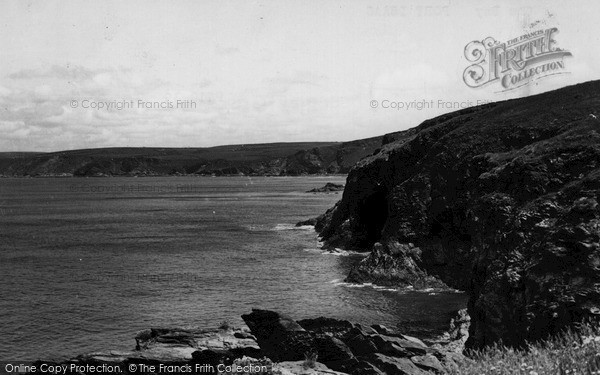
[273, 223, 314, 231]
[330, 279, 400, 292]
[244, 224, 264, 231]
[302, 248, 367, 257]
[322, 248, 350, 256]
[329, 280, 463, 294]
[372, 285, 400, 292]
[303, 248, 323, 253]
[327, 248, 368, 256]
[410, 287, 464, 294]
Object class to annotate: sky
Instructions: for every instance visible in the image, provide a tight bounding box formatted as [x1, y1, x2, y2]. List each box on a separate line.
[0, 0, 599, 152]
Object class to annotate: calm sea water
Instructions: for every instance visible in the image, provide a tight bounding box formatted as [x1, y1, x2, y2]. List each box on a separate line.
[0, 176, 466, 361]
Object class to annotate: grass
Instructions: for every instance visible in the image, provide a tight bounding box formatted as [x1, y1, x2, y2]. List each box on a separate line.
[455, 323, 600, 375]
[302, 351, 318, 370]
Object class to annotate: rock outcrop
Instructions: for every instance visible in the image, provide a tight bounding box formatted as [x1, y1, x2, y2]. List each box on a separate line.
[28, 310, 465, 375]
[242, 309, 463, 374]
[241, 309, 315, 362]
[316, 81, 600, 349]
[307, 183, 345, 193]
[29, 326, 263, 374]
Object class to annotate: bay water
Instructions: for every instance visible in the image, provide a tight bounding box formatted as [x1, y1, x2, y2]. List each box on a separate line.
[0, 176, 466, 360]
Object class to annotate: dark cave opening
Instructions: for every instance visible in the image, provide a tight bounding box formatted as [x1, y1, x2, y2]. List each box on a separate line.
[358, 190, 389, 246]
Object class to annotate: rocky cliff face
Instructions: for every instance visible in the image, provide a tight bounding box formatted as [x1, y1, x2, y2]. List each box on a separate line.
[317, 81, 600, 349]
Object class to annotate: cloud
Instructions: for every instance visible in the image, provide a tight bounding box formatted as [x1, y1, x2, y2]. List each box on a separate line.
[0, 85, 11, 97]
[0, 64, 222, 151]
[372, 64, 454, 94]
[0, 120, 26, 133]
[264, 71, 325, 87]
[7, 65, 102, 80]
[215, 44, 240, 56]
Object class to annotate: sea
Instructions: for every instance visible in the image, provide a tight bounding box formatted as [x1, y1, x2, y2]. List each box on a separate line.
[0, 176, 467, 361]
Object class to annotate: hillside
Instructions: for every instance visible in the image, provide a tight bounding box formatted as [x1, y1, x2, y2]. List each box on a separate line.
[0, 137, 382, 177]
[315, 80, 600, 350]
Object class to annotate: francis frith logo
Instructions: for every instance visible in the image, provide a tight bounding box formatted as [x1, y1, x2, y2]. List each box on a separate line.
[463, 28, 572, 91]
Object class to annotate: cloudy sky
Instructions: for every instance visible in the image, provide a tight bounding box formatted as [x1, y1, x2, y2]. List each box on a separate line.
[1, 0, 599, 152]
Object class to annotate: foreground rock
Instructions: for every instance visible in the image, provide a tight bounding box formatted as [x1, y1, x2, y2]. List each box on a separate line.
[296, 217, 318, 227]
[243, 309, 464, 374]
[29, 309, 465, 375]
[315, 80, 600, 349]
[29, 326, 263, 374]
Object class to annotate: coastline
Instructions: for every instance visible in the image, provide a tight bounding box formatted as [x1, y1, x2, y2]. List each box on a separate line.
[0, 173, 350, 178]
[20, 309, 469, 375]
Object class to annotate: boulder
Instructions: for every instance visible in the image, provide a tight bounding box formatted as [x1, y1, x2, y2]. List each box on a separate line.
[313, 335, 356, 372]
[313, 336, 355, 363]
[344, 330, 379, 356]
[241, 309, 314, 361]
[448, 309, 470, 341]
[296, 217, 318, 226]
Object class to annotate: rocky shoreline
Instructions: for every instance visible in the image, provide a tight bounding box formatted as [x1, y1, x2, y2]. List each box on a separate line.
[25, 309, 468, 375]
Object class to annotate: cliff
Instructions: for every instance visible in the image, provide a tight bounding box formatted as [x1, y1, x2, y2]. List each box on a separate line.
[0, 138, 382, 177]
[316, 80, 600, 349]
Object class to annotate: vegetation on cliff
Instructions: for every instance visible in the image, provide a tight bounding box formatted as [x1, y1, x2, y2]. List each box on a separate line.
[456, 322, 600, 375]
